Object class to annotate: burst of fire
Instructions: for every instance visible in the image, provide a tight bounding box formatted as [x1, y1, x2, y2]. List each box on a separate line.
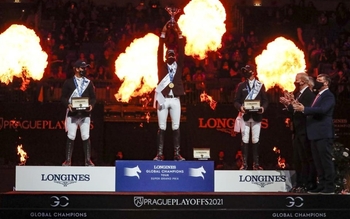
[17, 144, 29, 166]
[145, 112, 151, 123]
[0, 24, 48, 85]
[200, 91, 217, 110]
[139, 95, 152, 108]
[114, 1, 226, 101]
[273, 146, 286, 169]
[139, 96, 152, 123]
[278, 157, 286, 169]
[114, 33, 159, 102]
[255, 37, 306, 92]
[273, 146, 280, 154]
[178, 0, 226, 60]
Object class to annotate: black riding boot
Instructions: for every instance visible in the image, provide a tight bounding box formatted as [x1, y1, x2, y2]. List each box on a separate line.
[173, 129, 185, 161]
[240, 143, 249, 170]
[83, 139, 95, 166]
[62, 138, 74, 166]
[253, 143, 263, 170]
[153, 129, 165, 161]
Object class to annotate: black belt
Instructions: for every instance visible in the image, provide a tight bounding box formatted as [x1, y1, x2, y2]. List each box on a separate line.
[165, 95, 179, 98]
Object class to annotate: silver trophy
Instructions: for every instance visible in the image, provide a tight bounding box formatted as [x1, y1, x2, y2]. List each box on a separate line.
[165, 6, 181, 27]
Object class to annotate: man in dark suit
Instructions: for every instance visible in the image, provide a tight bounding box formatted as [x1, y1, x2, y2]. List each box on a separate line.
[280, 73, 317, 192]
[153, 21, 185, 161]
[294, 74, 336, 194]
[61, 60, 96, 166]
[233, 65, 268, 170]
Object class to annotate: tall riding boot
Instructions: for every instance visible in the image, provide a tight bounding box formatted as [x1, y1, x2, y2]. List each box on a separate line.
[253, 143, 263, 170]
[173, 129, 185, 161]
[62, 138, 74, 166]
[153, 129, 165, 161]
[83, 139, 95, 166]
[240, 143, 249, 170]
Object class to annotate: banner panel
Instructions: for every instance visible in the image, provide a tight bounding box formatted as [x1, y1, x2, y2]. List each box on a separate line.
[116, 160, 214, 192]
[15, 166, 115, 192]
[214, 170, 295, 192]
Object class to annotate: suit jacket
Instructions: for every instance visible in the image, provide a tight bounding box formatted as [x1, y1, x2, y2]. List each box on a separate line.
[157, 37, 185, 97]
[304, 89, 335, 140]
[61, 76, 96, 117]
[233, 79, 268, 122]
[287, 88, 315, 135]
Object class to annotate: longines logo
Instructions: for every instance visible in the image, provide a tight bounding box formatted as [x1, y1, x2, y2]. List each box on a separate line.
[198, 118, 268, 137]
[239, 174, 287, 188]
[41, 173, 90, 187]
[0, 117, 94, 130]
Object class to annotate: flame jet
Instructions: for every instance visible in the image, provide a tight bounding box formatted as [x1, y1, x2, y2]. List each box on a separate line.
[255, 37, 306, 92]
[0, 24, 48, 85]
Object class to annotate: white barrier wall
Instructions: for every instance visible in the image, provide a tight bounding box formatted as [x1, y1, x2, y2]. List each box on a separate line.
[215, 170, 295, 192]
[15, 166, 115, 192]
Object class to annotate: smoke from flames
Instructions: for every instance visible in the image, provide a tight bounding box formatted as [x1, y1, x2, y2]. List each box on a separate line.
[0, 24, 48, 85]
[255, 37, 306, 92]
[178, 0, 226, 60]
[114, 33, 159, 102]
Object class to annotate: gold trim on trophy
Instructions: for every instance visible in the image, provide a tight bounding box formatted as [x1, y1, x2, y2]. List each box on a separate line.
[169, 82, 174, 88]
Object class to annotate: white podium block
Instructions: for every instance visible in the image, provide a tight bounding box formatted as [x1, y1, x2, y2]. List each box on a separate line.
[15, 166, 115, 192]
[214, 170, 295, 192]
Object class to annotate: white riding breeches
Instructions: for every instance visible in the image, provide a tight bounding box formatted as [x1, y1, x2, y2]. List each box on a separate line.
[242, 118, 261, 144]
[157, 97, 181, 130]
[66, 116, 90, 141]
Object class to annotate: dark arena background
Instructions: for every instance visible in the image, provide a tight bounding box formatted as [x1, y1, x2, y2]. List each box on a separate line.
[1, 0, 350, 219]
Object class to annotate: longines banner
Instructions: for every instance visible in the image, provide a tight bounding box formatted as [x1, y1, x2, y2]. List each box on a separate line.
[15, 166, 115, 191]
[15, 166, 297, 193]
[215, 170, 295, 192]
[116, 160, 214, 192]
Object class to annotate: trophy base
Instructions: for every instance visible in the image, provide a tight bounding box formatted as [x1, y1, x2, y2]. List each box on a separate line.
[245, 108, 262, 113]
[71, 97, 89, 111]
[73, 107, 89, 111]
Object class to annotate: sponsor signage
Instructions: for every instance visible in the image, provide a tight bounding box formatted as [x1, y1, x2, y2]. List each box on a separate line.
[14, 166, 295, 192]
[15, 166, 115, 191]
[214, 170, 295, 192]
[116, 160, 214, 192]
[2, 193, 347, 219]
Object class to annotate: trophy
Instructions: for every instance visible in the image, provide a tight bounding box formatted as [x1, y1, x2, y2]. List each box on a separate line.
[71, 97, 89, 111]
[243, 100, 261, 112]
[165, 6, 181, 27]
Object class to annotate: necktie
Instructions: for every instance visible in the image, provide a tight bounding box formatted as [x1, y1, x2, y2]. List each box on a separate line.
[311, 94, 320, 107]
[296, 92, 301, 100]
